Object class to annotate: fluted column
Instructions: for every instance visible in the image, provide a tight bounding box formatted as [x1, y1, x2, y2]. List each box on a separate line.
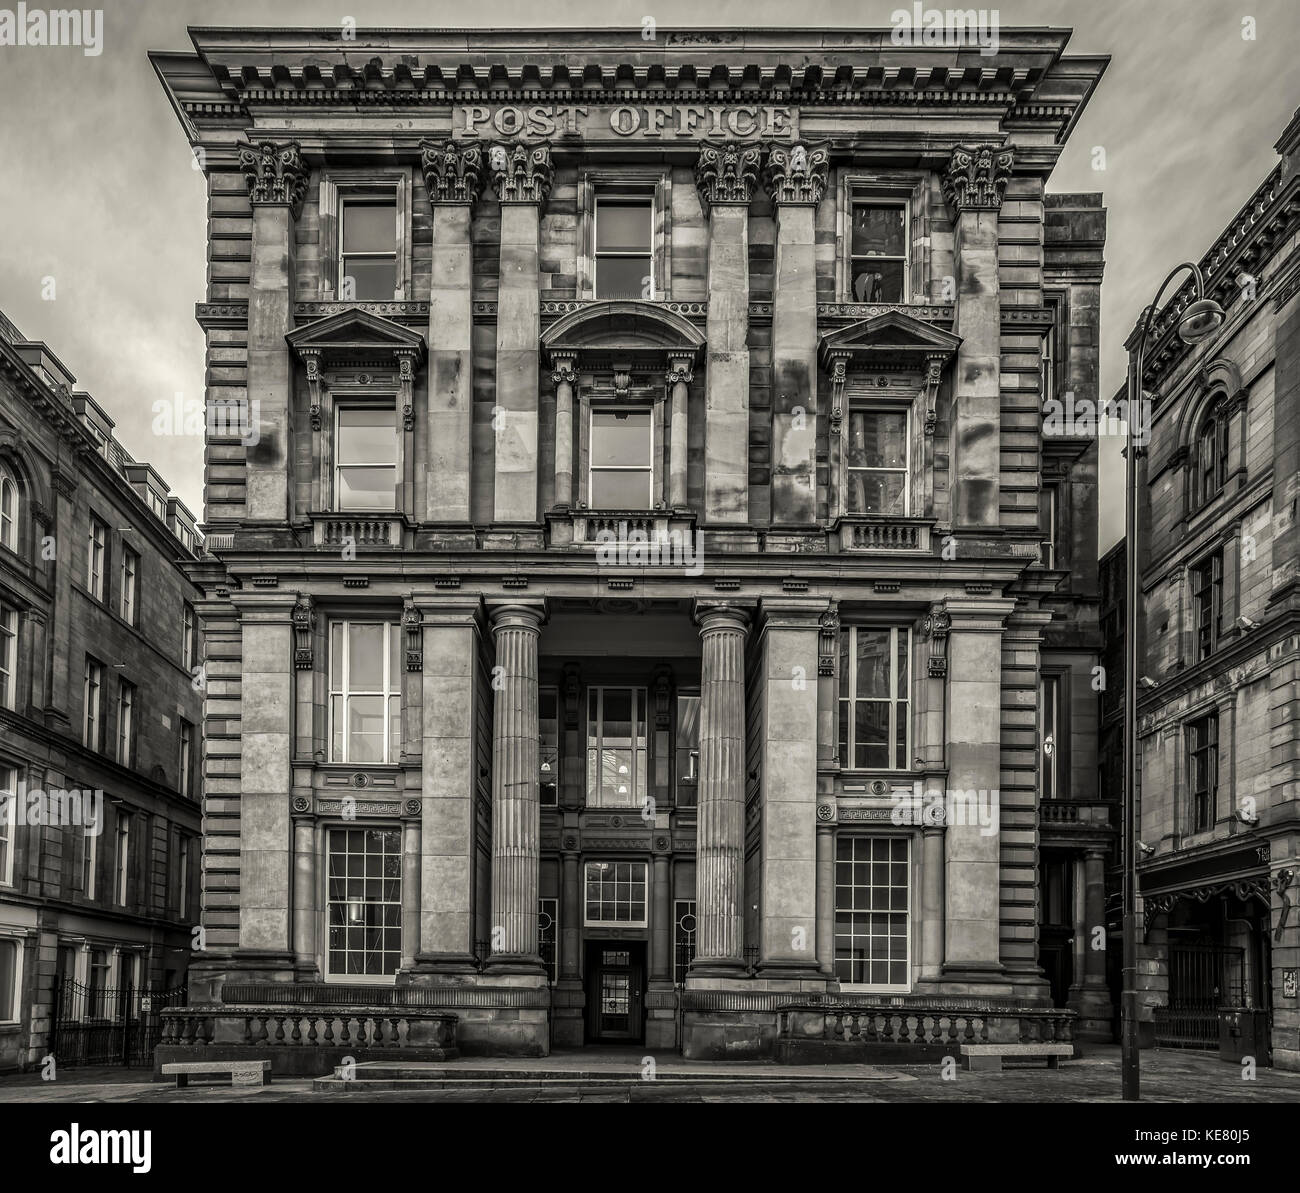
[690, 603, 749, 976]
[487, 601, 545, 971]
[421, 141, 484, 523]
[551, 351, 578, 510]
[238, 141, 307, 524]
[666, 355, 693, 509]
[763, 143, 828, 526]
[943, 144, 1012, 529]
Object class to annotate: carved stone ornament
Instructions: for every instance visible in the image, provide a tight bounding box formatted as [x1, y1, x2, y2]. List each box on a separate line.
[924, 610, 950, 678]
[490, 141, 554, 206]
[942, 144, 1014, 213]
[397, 350, 417, 431]
[923, 355, 945, 436]
[292, 595, 315, 670]
[303, 350, 323, 432]
[666, 358, 695, 387]
[551, 352, 578, 388]
[404, 600, 422, 671]
[404, 799, 422, 817]
[695, 141, 762, 207]
[763, 142, 830, 206]
[420, 140, 485, 205]
[818, 606, 840, 677]
[239, 141, 309, 218]
[816, 804, 835, 822]
[291, 795, 312, 814]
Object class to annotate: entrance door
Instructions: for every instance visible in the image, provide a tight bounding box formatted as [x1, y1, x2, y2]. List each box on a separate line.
[585, 942, 646, 1043]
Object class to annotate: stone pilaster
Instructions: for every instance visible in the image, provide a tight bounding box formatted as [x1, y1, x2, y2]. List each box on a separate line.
[941, 597, 1014, 985]
[695, 143, 759, 525]
[486, 600, 546, 972]
[920, 826, 946, 981]
[755, 600, 823, 980]
[408, 595, 483, 975]
[1072, 848, 1116, 1040]
[421, 141, 484, 524]
[238, 141, 308, 525]
[231, 593, 298, 972]
[764, 143, 828, 526]
[688, 603, 749, 976]
[490, 143, 553, 525]
[550, 351, 578, 510]
[291, 811, 317, 976]
[943, 144, 1012, 530]
[666, 355, 693, 510]
[815, 820, 835, 978]
[552, 847, 585, 1047]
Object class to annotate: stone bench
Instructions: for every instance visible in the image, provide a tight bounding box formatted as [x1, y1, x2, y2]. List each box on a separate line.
[161, 1060, 273, 1088]
[960, 1044, 1074, 1072]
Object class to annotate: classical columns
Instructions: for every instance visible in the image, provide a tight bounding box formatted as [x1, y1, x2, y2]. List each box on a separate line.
[764, 143, 828, 526]
[238, 141, 308, 524]
[231, 593, 298, 959]
[1074, 847, 1116, 1038]
[942, 144, 1012, 529]
[921, 825, 945, 980]
[490, 142, 553, 524]
[666, 355, 693, 510]
[291, 815, 316, 972]
[420, 141, 483, 524]
[695, 142, 759, 525]
[755, 600, 822, 978]
[550, 351, 578, 510]
[487, 601, 545, 970]
[690, 603, 749, 976]
[412, 595, 483, 973]
[651, 853, 672, 982]
[815, 820, 835, 978]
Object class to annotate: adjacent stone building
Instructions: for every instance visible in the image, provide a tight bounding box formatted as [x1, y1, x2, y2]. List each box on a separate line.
[0, 310, 203, 1072]
[151, 24, 1109, 1062]
[1102, 107, 1300, 1071]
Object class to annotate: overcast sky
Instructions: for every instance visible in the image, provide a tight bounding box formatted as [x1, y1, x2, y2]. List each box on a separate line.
[0, 0, 1295, 550]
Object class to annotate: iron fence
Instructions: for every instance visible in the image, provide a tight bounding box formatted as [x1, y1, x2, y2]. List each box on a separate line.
[50, 979, 188, 1067]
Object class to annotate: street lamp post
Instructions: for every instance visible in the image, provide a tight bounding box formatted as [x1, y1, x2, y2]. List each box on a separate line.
[1121, 263, 1224, 1102]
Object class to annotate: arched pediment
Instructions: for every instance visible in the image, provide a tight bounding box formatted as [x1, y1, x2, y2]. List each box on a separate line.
[541, 300, 705, 356]
[1174, 355, 1245, 451]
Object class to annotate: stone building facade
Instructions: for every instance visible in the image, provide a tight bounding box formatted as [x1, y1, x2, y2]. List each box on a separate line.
[0, 310, 203, 1072]
[151, 25, 1109, 1061]
[1102, 107, 1300, 1071]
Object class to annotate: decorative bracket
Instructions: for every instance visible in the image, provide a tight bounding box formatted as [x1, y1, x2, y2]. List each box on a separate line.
[396, 349, 418, 431]
[763, 142, 830, 206]
[419, 140, 485, 205]
[292, 594, 315, 670]
[238, 141, 309, 218]
[302, 349, 323, 432]
[923, 354, 946, 437]
[818, 605, 840, 677]
[489, 141, 554, 207]
[404, 599, 422, 671]
[923, 610, 951, 678]
[695, 141, 761, 207]
[942, 144, 1014, 214]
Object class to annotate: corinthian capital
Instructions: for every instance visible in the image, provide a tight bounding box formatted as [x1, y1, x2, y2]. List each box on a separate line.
[942, 144, 1014, 213]
[695, 141, 761, 208]
[489, 141, 554, 206]
[763, 142, 830, 206]
[420, 140, 485, 205]
[238, 141, 309, 218]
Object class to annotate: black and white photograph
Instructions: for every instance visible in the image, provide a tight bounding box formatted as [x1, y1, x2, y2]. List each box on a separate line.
[0, 0, 1297, 1170]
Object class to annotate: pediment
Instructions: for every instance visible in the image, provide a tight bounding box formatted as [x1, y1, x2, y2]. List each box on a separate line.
[287, 307, 426, 359]
[819, 311, 961, 371]
[542, 300, 705, 357]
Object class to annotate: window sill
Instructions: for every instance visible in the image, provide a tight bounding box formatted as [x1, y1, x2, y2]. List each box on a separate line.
[310, 512, 405, 548]
[547, 508, 697, 549]
[832, 516, 932, 553]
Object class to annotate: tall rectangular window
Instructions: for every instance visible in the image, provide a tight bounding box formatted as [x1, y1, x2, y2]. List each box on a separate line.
[0, 604, 17, 710]
[115, 817, 130, 906]
[1188, 713, 1218, 833]
[0, 938, 18, 1023]
[335, 405, 398, 511]
[673, 899, 697, 983]
[595, 196, 653, 299]
[849, 202, 908, 302]
[116, 681, 135, 767]
[329, 621, 401, 764]
[1039, 484, 1059, 569]
[82, 828, 97, 900]
[87, 517, 107, 601]
[339, 199, 398, 301]
[589, 408, 653, 510]
[87, 948, 109, 1019]
[539, 687, 559, 808]
[583, 860, 648, 926]
[846, 409, 909, 515]
[179, 720, 195, 799]
[834, 835, 910, 989]
[0, 765, 16, 887]
[83, 658, 103, 751]
[119, 546, 139, 625]
[838, 627, 911, 770]
[176, 835, 191, 918]
[675, 693, 700, 808]
[1040, 674, 1061, 800]
[326, 828, 402, 979]
[182, 603, 196, 669]
[538, 897, 558, 983]
[586, 687, 647, 809]
[1191, 551, 1223, 661]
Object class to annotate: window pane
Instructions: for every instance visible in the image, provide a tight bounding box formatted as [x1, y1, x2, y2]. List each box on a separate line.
[597, 201, 652, 253]
[590, 470, 652, 511]
[595, 256, 650, 300]
[348, 696, 386, 762]
[337, 407, 397, 464]
[847, 471, 906, 516]
[848, 411, 907, 469]
[854, 630, 891, 698]
[851, 206, 905, 257]
[338, 466, 396, 510]
[342, 203, 397, 253]
[341, 258, 396, 301]
[590, 410, 651, 468]
[348, 625, 385, 690]
[854, 702, 889, 767]
[850, 260, 905, 304]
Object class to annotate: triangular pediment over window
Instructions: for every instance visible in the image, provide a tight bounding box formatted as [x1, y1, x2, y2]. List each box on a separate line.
[286, 307, 426, 360]
[818, 311, 961, 371]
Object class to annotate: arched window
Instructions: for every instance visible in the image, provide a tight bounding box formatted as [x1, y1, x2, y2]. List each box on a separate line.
[1195, 405, 1230, 509]
[0, 466, 19, 553]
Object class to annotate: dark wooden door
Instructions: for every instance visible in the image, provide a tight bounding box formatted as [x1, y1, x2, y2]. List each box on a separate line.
[586, 943, 645, 1043]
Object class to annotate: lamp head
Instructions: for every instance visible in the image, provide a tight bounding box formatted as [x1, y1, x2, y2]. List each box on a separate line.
[1178, 297, 1225, 344]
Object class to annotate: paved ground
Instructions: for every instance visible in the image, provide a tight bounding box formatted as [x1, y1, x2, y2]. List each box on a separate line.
[1, 1045, 1298, 1102]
